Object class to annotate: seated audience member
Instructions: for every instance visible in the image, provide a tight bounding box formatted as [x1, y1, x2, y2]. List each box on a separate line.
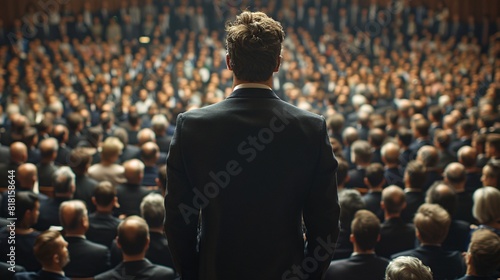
[0, 192, 41, 271]
[0, 141, 27, 189]
[13, 230, 70, 280]
[362, 163, 385, 221]
[35, 167, 76, 231]
[333, 189, 366, 260]
[450, 119, 474, 154]
[0, 262, 25, 280]
[376, 186, 416, 259]
[87, 181, 121, 248]
[151, 114, 171, 154]
[416, 145, 442, 192]
[397, 128, 413, 169]
[325, 210, 389, 280]
[342, 127, 359, 169]
[113, 127, 140, 163]
[381, 142, 404, 189]
[385, 256, 433, 280]
[345, 140, 372, 193]
[52, 124, 71, 166]
[66, 112, 85, 149]
[434, 129, 456, 170]
[425, 182, 470, 252]
[480, 162, 500, 189]
[368, 128, 386, 165]
[392, 203, 466, 280]
[443, 162, 475, 224]
[486, 133, 500, 165]
[88, 136, 126, 187]
[458, 229, 500, 280]
[409, 118, 431, 160]
[140, 141, 160, 187]
[458, 146, 482, 193]
[400, 161, 426, 223]
[70, 148, 98, 213]
[156, 165, 167, 197]
[94, 216, 175, 280]
[36, 137, 59, 188]
[116, 159, 151, 217]
[59, 200, 110, 278]
[472, 187, 500, 235]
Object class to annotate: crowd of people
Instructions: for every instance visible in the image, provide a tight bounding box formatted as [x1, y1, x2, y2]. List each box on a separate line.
[0, 0, 499, 279]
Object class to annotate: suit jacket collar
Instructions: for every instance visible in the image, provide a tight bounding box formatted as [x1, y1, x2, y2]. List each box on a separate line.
[227, 88, 279, 100]
[38, 270, 70, 279]
[350, 253, 377, 262]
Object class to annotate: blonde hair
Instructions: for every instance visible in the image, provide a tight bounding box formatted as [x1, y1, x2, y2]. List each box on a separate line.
[414, 203, 451, 244]
[101, 137, 124, 161]
[473, 186, 500, 224]
[385, 256, 432, 280]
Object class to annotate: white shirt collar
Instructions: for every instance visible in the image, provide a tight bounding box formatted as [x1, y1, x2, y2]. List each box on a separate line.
[234, 83, 272, 91]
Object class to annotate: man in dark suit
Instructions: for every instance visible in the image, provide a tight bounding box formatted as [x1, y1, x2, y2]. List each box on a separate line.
[60, 200, 110, 278]
[345, 140, 371, 193]
[368, 128, 385, 165]
[52, 125, 71, 166]
[164, 11, 340, 280]
[70, 148, 98, 213]
[458, 229, 500, 280]
[362, 163, 385, 221]
[151, 114, 172, 154]
[392, 203, 466, 280]
[95, 216, 175, 280]
[443, 163, 475, 224]
[0, 141, 27, 188]
[325, 210, 388, 280]
[36, 138, 59, 188]
[342, 127, 359, 169]
[113, 127, 141, 163]
[376, 186, 416, 259]
[416, 145, 442, 192]
[381, 142, 404, 188]
[458, 146, 482, 193]
[116, 159, 151, 217]
[408, 118, 431, 160]
[450, 120, 474, 156]
[13, 230, 70, 280]
[87, 181, 121, 248]
[140, 142, 160, 187]
[401, 161, 426, 223]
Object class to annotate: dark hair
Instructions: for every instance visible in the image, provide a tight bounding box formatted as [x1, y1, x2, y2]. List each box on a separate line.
[469, 229, 500, 276]
[158, 165, 167, 194]
[16, 192, 39, 222]
[118, 216, 149, 256]
[225, 11, 284, 82]
[428, 105, 443, 122]
[486, 133, 500, 152]
[34, 230, 63, 265]
[414, 119, 430, 137]
[397, 128, 413, 147]
[66, 113, 83, 131]
[69, 148, 91, 175]
[426, 182, 458, 217]
[368, 129, 385, 147]
[351, 210, 381, 251]
[93, 181, 116, 206]
[366, 163, 385, 187]
[458, 119, 474, 135]
[405, 161, 426, 189]
[336, 160, 349, 186]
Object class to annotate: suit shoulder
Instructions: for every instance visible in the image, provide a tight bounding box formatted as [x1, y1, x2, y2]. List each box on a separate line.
[391, 249, 416, 259]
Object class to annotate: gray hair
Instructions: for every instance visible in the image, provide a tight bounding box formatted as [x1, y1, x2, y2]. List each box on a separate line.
[140, 193, 165, 228]
[385, 256, 433, 280]
[53, 166, 76, 194]
[473, 186, 500, 224]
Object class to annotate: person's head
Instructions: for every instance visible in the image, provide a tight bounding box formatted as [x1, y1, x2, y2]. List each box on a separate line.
[433, 129, 451, 150]
[101, 137, 123, 163]
[137, 128, 156, 147]
[481, 163, 500, 188]
[425, 182, 458, 218]
[225, 11, 284, 82]
[52, 124, 69, 144]
[457, 146, 477, 168]
[351, 140, 372, 165]
[69, 148, 92, 176]
[364, 163, 385, 189]
[16, 192, 40, 228]
[33, 230, 69, 270]
[113, 127, 129, 146]
[443, 162, 466, 190]
[59, 200, 88, 234]
[465, 229, 500, 277]
[397, 128, 413, 148]
[343, 127, 359, 146]
[123, 159, 145, 185]
[368, 128, 385, 149]
[485, 133, 500, 158]
[17, 163, 37, 189]
[151, 114, 168, 136]
[10, 141, 27, 164]
[413, 203, 451, 245]
[117, 216, 150, 257]
[39, 137, 59, 163]
[404, 161, 426, 190]
[412, 118, 430, 138]
[385, 256, 433, 280]
[350, 210, 381, 252]
[456, 119, 474, 138]
[156, 165, 167, 197]
[338, 189, 366, 228]
[381, 142, 400, 166]
[326, 114, 344, 135]
[472, 186, 500, 226]
[67, 112, 84, 132]
[53, 166, 76, 197]
[140, 141, 160, 166]
[336, 160, 349, 188]
[381, 185, 407, 216]
[92, 181, 119, 211]
[416, 145, 438, 168]
[140, 193, 165, 230]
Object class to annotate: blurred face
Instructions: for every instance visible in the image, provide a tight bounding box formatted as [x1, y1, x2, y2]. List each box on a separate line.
[481, 165, 496, 187]
[56, 236, 70, 268]
[31, 201, 40, 225]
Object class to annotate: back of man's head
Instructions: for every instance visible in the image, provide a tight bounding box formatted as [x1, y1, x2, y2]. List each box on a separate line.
[416, 146, 438, 168]
[59, 200, 88, 233]
[16, 192, 39, 225]
[93, 181, 117, 208]
[443, 162, 466, 188]
[425, 182, 458, 218]
[339, 189, 366, 227]
[467, 229, 500, 277]
[53, 166, 76, 196]
[17, 163, 37, 190]
[39, 137, 59, 162]
[413, 203, 451, 245]
[365, 163, 385, 188]
[117, 216, 149, 256]
[382, 185, 406, 215]
[101, 137, 123, 163]
[140, 193, 165, 229]
[343, 127, 359, 146]
[69, 148, 92, 175]
[351, 210, 380, 251]
[123, 159, 145, 185]
[404, 161, 426, 190]
[397, 128, 413, 148]
[225, 11, 284, 82]
[140, 142, 160, 164]
[33, 230, 68, 269]
[381, 142, 400, 165]
[385, 256, 433, 280]
[351, 140, 372, 165]
[458, 146, 476, 168]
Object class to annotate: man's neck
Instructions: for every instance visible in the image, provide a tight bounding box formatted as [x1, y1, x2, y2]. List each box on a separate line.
[385, 163, 399, 169]
[96, 208, 114, 214]
[123, 254, 146, 262]
[42, 265, 64, 275]
[233, 77, 273, 89]
[385, 213, 400, 220]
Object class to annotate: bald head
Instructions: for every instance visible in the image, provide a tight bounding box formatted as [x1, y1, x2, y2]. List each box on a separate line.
[457, 146, 476, 168]
[381, 142, 400, 165]
[343, 127, 359, 146]
[39, 137, 59, 162]
[140, 142, 159, 165]
[117, 216, 149, 256]
[52, 124, 68, 143]
[17, 163, 37, 189]
[123, 159, 144, 184]
[59, 200, 88, 234]
[444, 162, 466, 190]
[137, 128, 156, 147]
[416, 145, 438, 168]
[382, 185, 406, 215]
[426, 183, 457, 217]
[10, 141, 27, 164]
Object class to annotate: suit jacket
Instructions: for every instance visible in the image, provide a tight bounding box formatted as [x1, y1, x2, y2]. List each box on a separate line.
[384, 167, 404, 188]
[442, 219, 470, 252]
[423, 169, 443, 192]
[94, 259, 175, 280]
[13, 270, 70, 280]
[456, 192, 475, 224]
[74, 174, 98, 213]
[438, 149, 457, 170]
[325, 254, 389, 280]
[116, 183, 151, 217]
[34, 197, 69, 231]
[0, 261, 25, 280]
[376, 217, 415, 259]
[120, 144, 141, 163]
[0, 228, 41, 271]
[55, 145, 71, 166]
[36, 163, 58, 187]
[63, 236, 110, 278]
[409, 138, 432, 160]
[401, 190, 425, 223]
[465, 172, 482, 193]
[164, 88, 340, 280]
[450, 138, 472, 155]
[363, 191, 383, 221]
[392, 245, 466, 280]
[346, 167, 367, 191]
[86, 212, 121, 248]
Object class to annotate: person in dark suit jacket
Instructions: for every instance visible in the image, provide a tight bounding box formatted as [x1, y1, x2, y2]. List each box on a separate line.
[434, 129, 456, 170]
[458, 146, 482, 193]
[401, 161, 426, 223]
[0, 141, 27, 189]
[392, 203, 466, 280]
[397, 128, 413, 169]
[381, 142, 405, 188]
[425, 182, 470, 252]
[345, 140, 371, 193]
[458, 229, 500, 280]
[116, 159, 151, 217]
[113, 127, 141, 163]
[52, 125, 72, 166]
[325, 210, 389, 280]
[444, 163, 475, 224]
[140, 142, 160, 187]
[13, 230, 71, 280]
[450, 120, 474, 156]
[151, 114, 172, 154]
[342, 127, 359, 170]
[0, 262, 25, 280]
[362, 163, 385, 221]
[69, 148, 98, 213]
[409, 118, 432, 160]
[95, 216, 175, 280]
[0, 144, 10, 164]
[164, 11, 340, 280]
[59, 200, 110, 278]
[416, 145, 443, 192]
[87, 181, 121, 248]
[36, 138, 59, 188]
[376, 186, 416, 259]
